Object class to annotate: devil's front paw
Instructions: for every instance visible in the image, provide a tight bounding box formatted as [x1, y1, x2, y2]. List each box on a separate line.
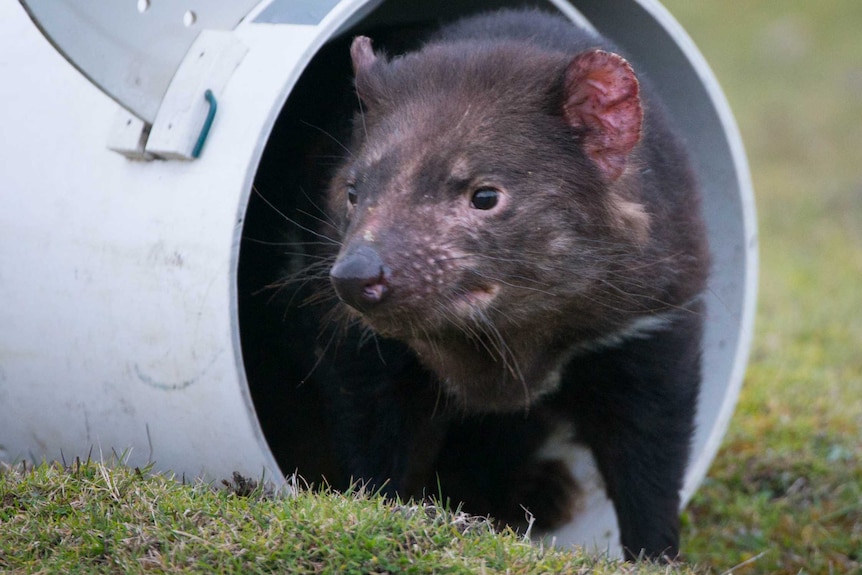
[498, 458, 580, 531]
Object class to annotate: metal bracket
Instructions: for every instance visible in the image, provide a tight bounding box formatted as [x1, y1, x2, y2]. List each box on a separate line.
[144, 31, 248, 160]
[107, 108, 154, 161]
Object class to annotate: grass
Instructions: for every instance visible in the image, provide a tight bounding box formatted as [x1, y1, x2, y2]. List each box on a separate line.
[662, 0, 862, 572]
[0, 458, 697, 574]
[2, 2, 859, 574]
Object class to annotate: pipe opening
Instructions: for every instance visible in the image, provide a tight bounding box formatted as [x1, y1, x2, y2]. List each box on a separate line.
[238, 0, 575, 492]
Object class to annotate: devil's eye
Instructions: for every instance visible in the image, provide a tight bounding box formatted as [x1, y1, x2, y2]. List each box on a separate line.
[346, 184, 358, 206]
[470, 187, 500, 210]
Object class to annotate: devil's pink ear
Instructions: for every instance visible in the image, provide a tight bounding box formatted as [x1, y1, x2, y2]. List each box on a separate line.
[562, 50, 643, 182]
[350, 36, 380, 106]
[350, 36, 377, 75]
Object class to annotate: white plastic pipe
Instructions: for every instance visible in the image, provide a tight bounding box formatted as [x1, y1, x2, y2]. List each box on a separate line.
[0, 0, 755, 556]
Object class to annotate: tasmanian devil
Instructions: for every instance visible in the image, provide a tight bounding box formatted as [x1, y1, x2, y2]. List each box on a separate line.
[294, 8, 709, 561]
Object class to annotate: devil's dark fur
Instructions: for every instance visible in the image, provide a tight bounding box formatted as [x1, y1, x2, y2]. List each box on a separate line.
[242, 8, 709, 561]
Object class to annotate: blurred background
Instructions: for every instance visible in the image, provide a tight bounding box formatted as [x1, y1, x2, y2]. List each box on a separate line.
[661, 0, 862, 572]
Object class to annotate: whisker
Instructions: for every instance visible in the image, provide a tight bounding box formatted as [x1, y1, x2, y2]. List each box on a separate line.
[242, 237, 340, 249]
[301, 314, 345, 383]
[299, 119, 353, 158]
[295, 209, 340, 234]
[465, 269, 556, 296]
[355, 93, 368, 141]
[251, 186, 342, 247]
[295, 183, 340, 231]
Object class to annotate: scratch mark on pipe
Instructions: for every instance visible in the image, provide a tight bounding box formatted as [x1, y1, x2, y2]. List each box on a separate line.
[134, 348, 224, 391]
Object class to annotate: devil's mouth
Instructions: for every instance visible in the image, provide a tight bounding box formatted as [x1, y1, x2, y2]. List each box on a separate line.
[355, 282, 500, 336]
[452, 283, 500, 315]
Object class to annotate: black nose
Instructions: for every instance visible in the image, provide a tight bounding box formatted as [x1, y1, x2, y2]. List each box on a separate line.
[329, 244, 389, 312]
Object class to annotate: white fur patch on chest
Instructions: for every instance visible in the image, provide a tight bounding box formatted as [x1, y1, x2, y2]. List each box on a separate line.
[535, 421, 623, 558]
[570, 305, 693, 356]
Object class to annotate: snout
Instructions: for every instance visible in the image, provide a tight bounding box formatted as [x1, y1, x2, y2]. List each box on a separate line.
[329, 244, 390, 312]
